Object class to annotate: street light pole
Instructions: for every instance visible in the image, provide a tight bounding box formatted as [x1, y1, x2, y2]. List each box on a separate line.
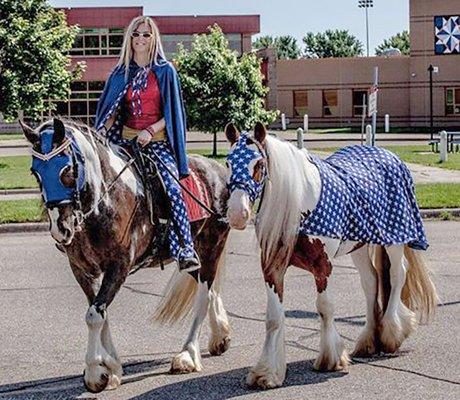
[358, 0, 373, 57]
[428, 64, 434, 141]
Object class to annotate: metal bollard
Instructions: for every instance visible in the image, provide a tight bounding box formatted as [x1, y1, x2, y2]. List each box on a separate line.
[297, 127, 304, 149]
[303, 114, 309, 133]
[281, 113, 286, 131]
[365, 125, 372, 146]
[440, 131, 448, 162]
[385, 114, 390, 133]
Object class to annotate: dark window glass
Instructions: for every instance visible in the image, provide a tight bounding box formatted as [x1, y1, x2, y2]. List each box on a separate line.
[56, 101, 69, 115]
[88, 101, 98, 115]
[88, 81, 104, 91]
[293, 91, 308, 117]
[84, 35, 99, 48]
[71, 82, 87, 91]
[323, 90, 338, 116]
[109, 35, 123, 48]
[70, 101, 88, 116]
[353, 90, 367, 116]
[109, 49, 120, 55]
[73, 36, 83, 48]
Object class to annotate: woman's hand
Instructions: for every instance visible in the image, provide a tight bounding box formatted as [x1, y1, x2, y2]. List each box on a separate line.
[137, 129, 152, 147]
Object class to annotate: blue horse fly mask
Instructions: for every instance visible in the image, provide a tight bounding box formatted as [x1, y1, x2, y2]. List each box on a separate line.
[226, 131, 268, 203]
[31, 126, 86, 208]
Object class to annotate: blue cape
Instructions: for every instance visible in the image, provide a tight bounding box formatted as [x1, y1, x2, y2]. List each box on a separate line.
[95, 60, 189, 178]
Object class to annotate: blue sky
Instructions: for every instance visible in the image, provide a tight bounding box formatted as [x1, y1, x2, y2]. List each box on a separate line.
[49, 0, 409, 55]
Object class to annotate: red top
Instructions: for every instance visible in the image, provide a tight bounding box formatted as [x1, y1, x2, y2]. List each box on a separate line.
[125, 70, 163, 130]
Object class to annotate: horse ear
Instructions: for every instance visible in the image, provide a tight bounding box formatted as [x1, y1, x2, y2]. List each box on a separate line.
[53, 118, 66, 145]
[224, 122, 240, 144]
[254, 122, 267, 144]
[19, 119, 39, 144]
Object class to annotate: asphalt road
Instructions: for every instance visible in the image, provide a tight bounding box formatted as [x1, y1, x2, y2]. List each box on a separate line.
[0, 222, 459, 399]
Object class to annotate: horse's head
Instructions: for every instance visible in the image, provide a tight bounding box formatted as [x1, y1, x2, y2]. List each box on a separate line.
[225, 122, 268, 230]
[21, 118, 86, 245]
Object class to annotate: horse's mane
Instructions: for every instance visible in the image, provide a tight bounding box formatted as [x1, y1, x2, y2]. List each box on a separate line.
[256, 135, 312, 269]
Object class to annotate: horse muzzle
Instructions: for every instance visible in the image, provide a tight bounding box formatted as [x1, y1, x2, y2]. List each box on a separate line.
[227, 189, 251, 230]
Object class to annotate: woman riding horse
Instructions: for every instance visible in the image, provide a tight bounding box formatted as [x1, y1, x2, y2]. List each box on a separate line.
[95, 16, 199, 273]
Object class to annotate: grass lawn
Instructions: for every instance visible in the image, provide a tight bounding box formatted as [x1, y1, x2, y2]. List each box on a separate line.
[1, 183, 459, 224]
[384, 145, 460, 171]
[315, 145, 460, 171]
[0, 133, 23, 141]
[0, 155, 37, 189]
[0, 199, 45, 224]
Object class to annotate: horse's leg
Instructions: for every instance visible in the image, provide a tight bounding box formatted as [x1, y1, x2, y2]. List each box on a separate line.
[247, 270, 286, 389]
[170, 224, 231, 373]
[83, 262, 128, 393]
[350, 245, 382, 357]
[379, 245, 416, 353]
[313, 286, 350, 371]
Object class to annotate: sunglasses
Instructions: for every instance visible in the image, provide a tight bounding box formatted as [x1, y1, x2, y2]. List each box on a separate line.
[131, 31, 152, 38]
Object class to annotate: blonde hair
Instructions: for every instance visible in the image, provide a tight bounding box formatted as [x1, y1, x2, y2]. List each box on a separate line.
[117, 16, 167, 76]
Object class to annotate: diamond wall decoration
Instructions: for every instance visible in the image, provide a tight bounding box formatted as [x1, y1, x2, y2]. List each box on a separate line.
[435, 15, 460, 55]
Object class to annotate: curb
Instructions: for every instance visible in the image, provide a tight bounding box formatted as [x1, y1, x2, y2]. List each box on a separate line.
[1, 188, 39, 195]
[1, 209, 459, 234]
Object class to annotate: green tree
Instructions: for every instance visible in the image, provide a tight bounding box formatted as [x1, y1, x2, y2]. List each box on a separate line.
[302, 29, 364, 58]
[0, 0, 84, 122]
[175, 25, 278, 156]
[375, 30, 410, 56]
[253, 35, 300, 59]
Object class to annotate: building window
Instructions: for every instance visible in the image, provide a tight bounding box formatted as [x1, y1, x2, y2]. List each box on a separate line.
[69, 28, 124, 57]
[162, 33, 242, 59]
[353, 90, 367, 116]
[446, 88, 460, 115]
[293, 91, 308, 117]
[42, 81, 105, 126]
[323, 90, 338, 116]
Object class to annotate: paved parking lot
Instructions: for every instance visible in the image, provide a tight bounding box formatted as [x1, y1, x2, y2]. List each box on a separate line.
[0, 221, 459, 399]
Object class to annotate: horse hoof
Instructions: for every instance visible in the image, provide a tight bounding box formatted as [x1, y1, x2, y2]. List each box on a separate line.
[351, 333, 378, 358]
[246, 370, 283, 389]
[313, 350, 350, 372]
[209, 336, 231, 356]
[83, 366, 110, 393]
[170, 351, 200, 374]
[106, 373, 122, 390]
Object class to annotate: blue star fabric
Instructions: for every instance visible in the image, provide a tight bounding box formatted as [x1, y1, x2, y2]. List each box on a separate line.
[227, 132, 266, 203]
[145, 140, 196, 261]
[299, 145, 428, 250]
[435, 15, 460, 55]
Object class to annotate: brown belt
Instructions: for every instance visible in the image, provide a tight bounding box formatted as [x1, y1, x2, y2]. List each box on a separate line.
[122, 126, 167, 141]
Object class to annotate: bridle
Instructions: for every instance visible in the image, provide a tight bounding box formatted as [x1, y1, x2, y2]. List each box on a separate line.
[227, 132, 269, 211]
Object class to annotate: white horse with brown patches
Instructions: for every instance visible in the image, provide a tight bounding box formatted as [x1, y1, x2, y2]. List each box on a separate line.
[225, 122, 438, 389]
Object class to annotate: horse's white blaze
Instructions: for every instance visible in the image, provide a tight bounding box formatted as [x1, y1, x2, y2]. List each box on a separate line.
[171, 280, 209, 372]
[228, 189, 251, 229]
[107, 150, 139, 195]
[247, 284, 286, 388]
[48, 207, 63, 242]
[314, 289, 349, 371]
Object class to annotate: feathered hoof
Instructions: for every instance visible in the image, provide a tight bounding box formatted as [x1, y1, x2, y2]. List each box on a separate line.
[313, 349, 350, 373]
[246, 368, 284, 389]
[170, 351, 202, 374]
[208, 335, 231, 356]
[83, 365, 110, 393]
[352, 331, 379, 358]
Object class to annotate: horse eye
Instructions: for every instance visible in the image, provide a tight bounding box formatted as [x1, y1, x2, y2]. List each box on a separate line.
[60, 166, 76, 188]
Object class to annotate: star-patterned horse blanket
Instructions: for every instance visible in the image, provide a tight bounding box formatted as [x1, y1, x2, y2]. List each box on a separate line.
[299, 145, 428, 250]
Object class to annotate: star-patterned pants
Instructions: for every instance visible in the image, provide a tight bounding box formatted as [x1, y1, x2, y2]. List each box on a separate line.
[143, 140, 196, 261]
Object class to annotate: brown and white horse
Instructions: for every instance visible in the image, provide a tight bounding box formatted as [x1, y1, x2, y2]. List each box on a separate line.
[225, 122, 438, 389]
[21, 118, 231, 393]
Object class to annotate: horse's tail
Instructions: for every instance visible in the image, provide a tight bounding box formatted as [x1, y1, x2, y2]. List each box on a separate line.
[401, 245, 438, 322]
[153, 244, 227, 324]
[373, 245, 438, 322]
